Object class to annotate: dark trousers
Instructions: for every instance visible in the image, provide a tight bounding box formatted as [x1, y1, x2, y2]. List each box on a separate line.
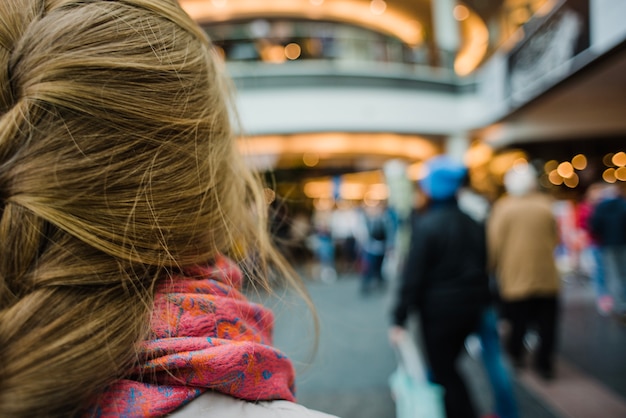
[421, 312, 481, 418]
[361, 252, 384, 291]
[501, 295, 559, 373]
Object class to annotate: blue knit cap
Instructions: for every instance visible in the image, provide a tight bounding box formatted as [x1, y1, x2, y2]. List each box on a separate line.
[420, 156, 467, 200]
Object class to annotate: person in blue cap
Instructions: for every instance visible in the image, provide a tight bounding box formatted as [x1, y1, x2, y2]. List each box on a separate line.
[390, 155, 491, 418]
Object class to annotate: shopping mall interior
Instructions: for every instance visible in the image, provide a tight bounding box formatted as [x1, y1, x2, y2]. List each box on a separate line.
[179, 1, 625, 417]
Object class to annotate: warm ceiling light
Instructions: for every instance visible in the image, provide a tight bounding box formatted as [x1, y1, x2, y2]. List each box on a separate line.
[603, 168, 617, 183]
[616, 166, 626, 181]
[211, 0, 227, 8]
[284, 43, 302, 60]
[454, 8, 489, 76]
[453, 5, 470, 21]
[181, 0, 424, 45]
[612, 151, 626, 167]
[571, 154, 587, 170]
[341, 182, 367, 200]
[303, 152, 319, 167]
[370, 0, 387, 15]
[304, 181, 332, 198]
[557, 161, 574, 178]
[261, 45, 286, 63]
[464, 142, 493, 168]
[239, 133, 438, 163]
[310, 0, 324, 5]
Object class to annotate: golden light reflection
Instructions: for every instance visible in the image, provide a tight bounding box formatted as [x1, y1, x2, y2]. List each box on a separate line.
[544, 160, 558, 173]
[454, 9, 489, 76]
[340, 182, 367, 200]
[571, 154, 587, 170]
[369, 0, 386, 15]
[603, 153, 615, 167]
[563, 172, 579, 188]
[238, 133, 438, 165]
[260, 44, 287, 63]
[464, 142, 493, 168]
[603, 168, 617, 183]
[612, 151, 626, 167]
[303, 152, 319, 167]
[284, 43, 302, 60]
[557, 161, 574, 178]
[453, 5, 470, 21]
[180, 0, 424, 45]
[616, 166, 626, 181]
[548, 170, 563, 185]
[304, 181, 332, 198]
[489, 150, 528, 180]
[303, 173, 388, 201]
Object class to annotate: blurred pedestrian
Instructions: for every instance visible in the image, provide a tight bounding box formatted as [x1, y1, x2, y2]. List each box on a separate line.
[487, 164, 560, 380]
[458, 187, 520, 418]
[356, 203, 391, 294]
[590, 184, 626, 323]
[390, 156, 490, 418]
[576, 183, 613, 315]
[0, 1, 336, 417]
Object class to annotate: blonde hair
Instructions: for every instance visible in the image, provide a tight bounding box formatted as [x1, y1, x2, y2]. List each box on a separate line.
[0, 0, 305, 416]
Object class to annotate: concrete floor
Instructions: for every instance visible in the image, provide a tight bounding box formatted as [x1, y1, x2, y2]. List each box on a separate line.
[252, 264, 626, 418]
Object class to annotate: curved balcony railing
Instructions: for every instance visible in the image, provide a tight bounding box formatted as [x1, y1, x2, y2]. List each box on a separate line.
[203, 19, 470, 88]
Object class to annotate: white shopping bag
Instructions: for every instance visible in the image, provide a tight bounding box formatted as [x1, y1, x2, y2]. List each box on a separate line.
[389, 334, 446, 418]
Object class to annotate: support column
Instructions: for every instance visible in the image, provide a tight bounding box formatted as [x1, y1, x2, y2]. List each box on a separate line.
[432, 0, 460, 69]
[445, 133, 470, 163]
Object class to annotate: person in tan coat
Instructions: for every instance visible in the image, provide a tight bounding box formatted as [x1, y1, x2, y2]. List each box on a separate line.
[487, 164, 561, 380]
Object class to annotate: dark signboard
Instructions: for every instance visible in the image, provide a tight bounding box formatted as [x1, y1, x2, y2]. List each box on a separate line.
[507, 0, 590, 107]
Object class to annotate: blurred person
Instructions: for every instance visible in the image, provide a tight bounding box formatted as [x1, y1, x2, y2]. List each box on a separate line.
[487, 164, 560, 380]
[459, 188, 520, 418]
[590, 184, 626, 322]
[330, 204, 360, 273]
[312, 207, 337, 282]
[576, 183, 613, 314]
[0, 1, 337, 417]
[355, 203, 391, 294]
[390, 156, 491, 418]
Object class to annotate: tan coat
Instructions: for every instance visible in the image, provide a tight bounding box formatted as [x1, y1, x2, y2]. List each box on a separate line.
[487, 192, 560, 301]
[168, 391, 339, 418]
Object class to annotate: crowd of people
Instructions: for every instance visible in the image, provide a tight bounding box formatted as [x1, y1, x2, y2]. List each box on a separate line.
[292, 157, 625, 418]
[1, 1, 623, 417]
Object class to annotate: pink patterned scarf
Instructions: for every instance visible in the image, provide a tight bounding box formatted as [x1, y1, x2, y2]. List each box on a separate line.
[89, 255, 296, 417]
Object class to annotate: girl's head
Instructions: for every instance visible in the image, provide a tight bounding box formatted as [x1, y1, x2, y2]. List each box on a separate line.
[0, 1, 289, 415]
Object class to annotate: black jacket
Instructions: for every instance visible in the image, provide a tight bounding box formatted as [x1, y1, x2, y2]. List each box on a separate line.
[392, 199, 490, 325]
[590, 197, 626, 247]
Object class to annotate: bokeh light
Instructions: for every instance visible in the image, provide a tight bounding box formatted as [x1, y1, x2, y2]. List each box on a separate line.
[544, 160, 558, 173]
[612, 151, 626, 167]
[548, 170, 563, 185]
[563, 172, 579, 188]
[603, 168, 617, 183]
[571, 154, 587, 170]
[557, 161, 574, 178]
[284, 43, 302, 60]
